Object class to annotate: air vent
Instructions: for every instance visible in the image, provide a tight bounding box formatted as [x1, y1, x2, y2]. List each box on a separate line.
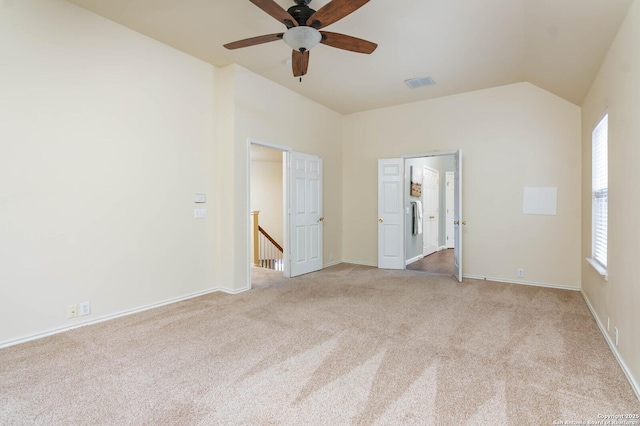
[404, 76, 436, 89]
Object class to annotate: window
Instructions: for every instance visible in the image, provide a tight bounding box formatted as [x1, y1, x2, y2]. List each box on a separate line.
[591, 113, 608, 271]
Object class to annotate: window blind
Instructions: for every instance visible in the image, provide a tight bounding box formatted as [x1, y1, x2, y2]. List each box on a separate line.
[592, 114, 608, 268]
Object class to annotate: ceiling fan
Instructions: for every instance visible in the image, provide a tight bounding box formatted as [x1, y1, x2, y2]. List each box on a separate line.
[224, 0, 377, 79]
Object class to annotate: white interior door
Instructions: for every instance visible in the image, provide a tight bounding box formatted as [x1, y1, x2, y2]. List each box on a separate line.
[289, 151, 323, 277]
[378, 158, 404, 269]
[453, 150, 462, 282]
[445, 172, 455, 249]
[422, 166, 439, 256]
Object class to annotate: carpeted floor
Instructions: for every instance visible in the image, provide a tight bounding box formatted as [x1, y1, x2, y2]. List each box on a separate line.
[1, 264, 638, 425]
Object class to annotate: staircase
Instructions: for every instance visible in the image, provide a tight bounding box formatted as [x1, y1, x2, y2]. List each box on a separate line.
[251, 211, 284, 271]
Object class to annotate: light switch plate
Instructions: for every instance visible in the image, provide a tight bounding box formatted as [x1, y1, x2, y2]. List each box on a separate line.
[195, 193, 206, 203]
[194, 208, 207, 219]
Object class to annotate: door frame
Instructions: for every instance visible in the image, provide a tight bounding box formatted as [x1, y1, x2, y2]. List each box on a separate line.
[247, 138, 292, 289]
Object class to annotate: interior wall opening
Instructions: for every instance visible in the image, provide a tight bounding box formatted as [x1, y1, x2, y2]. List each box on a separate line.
[404, 154, 456, 275]
[249, 143, 286, 286]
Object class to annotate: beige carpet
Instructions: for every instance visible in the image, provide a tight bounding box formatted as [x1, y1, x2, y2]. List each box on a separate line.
[1, 264, 638, 425]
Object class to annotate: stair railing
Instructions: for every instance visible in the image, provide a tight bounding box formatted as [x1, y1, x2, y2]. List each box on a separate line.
[251, 211, 284, 271]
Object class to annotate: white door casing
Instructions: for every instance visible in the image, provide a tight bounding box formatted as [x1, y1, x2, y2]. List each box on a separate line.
[422, 166, 439, 256]
[453, 150, 462, 282]
[377, 159, 405, 269]
[289, 152, 323, 277]
[445, 172, 455, 249]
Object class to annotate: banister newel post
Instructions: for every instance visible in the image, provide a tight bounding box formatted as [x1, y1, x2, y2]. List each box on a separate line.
[251, 211, 260, 266]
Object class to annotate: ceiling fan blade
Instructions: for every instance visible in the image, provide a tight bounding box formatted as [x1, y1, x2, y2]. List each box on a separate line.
[250, 0, 298, 28]
[307, 0, 370, 29]
[292, 50, 310, 77]
[320, 31, 377, 54]
[223, 33, 283, 50]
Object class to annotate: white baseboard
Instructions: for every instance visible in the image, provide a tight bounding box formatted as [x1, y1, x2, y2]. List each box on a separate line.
[0, 287, 223, 350]
[219, 286, 250, 295]
[323, 260, 343, 268]
[581, 291, 640, 402]
[463, 274, 580, 291]
[406, 255, 424, 265]
[342, 259, 377, 267]
[438, 246, 447, 251]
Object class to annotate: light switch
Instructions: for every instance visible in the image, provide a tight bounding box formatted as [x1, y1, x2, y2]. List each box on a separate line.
[195, 193, 206, 203]
[194, 208, 207, 219]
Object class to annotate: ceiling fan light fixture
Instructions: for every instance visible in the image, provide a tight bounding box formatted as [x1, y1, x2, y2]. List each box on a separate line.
[283, 26, 321, 52]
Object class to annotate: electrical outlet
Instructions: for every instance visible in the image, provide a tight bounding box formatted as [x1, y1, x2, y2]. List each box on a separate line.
[517, 269, 524, 278]
[67, 305, 78, 319]
[614, 327, 619, 346]
[79, 301, 91, 316]
[329, 253, 334, 261]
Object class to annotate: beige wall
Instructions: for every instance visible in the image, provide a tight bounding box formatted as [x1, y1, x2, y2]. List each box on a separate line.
[215, 65, 344, 291]
[581, 0, 640, 394]
[0, 0, 217, 344]
[250, 156, 284, 245]
[343, 82, 582, 289]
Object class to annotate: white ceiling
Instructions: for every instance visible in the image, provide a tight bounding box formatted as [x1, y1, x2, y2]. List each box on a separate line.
[67, 0, 632, 114]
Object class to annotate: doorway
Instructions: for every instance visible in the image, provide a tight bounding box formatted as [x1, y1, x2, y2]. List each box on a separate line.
[249, 143, 286, 285]
[248, 140, 325, 288]
[404, 155, 455, 276]
[377, 150, 462, 281]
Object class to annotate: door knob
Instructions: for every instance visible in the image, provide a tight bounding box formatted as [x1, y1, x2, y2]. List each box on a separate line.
[454, 221, 459, 225]
[379, 218, 384, 223]
[429, 216, 435, 219]
[462, 221, 467, 225]
[318, 217, 325, 222]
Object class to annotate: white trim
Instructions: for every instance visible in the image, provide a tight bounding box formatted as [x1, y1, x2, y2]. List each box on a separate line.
[249, 138, 292, 153]
[406, 255, 424, 265]
[463, 274, 580, 291]
[323, 260, 343, 268]
[402, 149, 458, 159]
[0, 287, 221, 350]
[219, 286, 250, 295]
[581, 291, 640, 402]
[438, 246, 447, 251]
[586, 257, 608, 281]
[343, 259, 377, 267]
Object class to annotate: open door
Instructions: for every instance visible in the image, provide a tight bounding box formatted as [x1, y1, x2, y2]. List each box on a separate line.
[453, 150, 462, 282]
[377, 158, 405, 269]
[288, 151, 323, 277]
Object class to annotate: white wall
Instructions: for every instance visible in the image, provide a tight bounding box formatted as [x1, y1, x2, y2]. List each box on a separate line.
[581, 0, 640, 395]
[0, 0, 217, 345]
[216, 65, 344, 291]
[343, 83, 582, 289]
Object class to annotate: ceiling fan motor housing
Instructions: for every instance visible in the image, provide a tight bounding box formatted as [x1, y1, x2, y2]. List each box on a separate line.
[287, 4, 316, 26]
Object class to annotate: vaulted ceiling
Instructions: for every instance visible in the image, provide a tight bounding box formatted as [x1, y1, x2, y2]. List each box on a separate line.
[67, 0, 633, 114]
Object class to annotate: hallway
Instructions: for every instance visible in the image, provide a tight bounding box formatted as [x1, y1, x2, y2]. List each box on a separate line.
[406, 249, 454, 275]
